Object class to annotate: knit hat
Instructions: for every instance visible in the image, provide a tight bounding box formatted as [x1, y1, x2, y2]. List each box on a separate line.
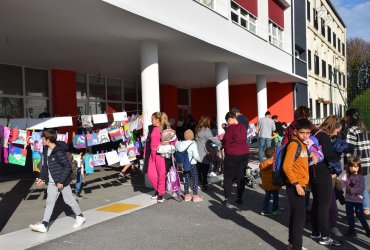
[184, 129, 194, 140]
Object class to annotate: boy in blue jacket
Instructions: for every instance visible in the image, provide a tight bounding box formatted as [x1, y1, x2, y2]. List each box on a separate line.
[29, 129, 85, 233]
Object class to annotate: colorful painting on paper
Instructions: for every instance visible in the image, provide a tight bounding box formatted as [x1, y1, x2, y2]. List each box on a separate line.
[84, 154, 95, 174]
[12, 129, 28, 146]
[8, 145, 27, 166]
[98, 129, 110, 144]
[57, 132, 69, 144]
[127, 143, 137, 161]
[86, 133, 99, 147]
[73, 134, 86, 149]
[108, 127, 123, 142]
[32, 151, 43, 173]
[2, 126, 11, 148]
[136, 115, 143, 130]
[30, 132, 43, 152]
[72, 154, 83, 169]
[117, 147, 130, 166]
[93, 153, 106, 166]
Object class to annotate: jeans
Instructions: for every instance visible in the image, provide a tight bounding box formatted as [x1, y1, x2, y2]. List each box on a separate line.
[258, 137, 272, 162]
[345, 201, 370, 232]
[75, 169, 83, 194]
[363, 175, 370, 210]
[262, 190, 279, 213]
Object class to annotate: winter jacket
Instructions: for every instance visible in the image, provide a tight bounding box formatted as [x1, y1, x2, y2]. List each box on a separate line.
[222, 123, 249, 156]
[345, 126, 370, 175]
[39, 141, 71, 186]
[195, 127, 221, 164]
[175, 140, 200, 165]
[340, 174, 365, 203]
[259, 158, 280, 191]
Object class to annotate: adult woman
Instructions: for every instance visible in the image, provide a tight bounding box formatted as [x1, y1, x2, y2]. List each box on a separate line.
[146, 112, 167, 203]
[221, 112, 249, 206]
[310, 116, 341, 246]
[195, 115, 221, 190]
[345, 108, 370, 216]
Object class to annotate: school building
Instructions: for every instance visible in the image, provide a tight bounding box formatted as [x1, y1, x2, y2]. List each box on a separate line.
[0, 0, 310, 134]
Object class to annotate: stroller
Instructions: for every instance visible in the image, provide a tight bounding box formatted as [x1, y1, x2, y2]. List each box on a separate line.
[245, 160, 260, 189]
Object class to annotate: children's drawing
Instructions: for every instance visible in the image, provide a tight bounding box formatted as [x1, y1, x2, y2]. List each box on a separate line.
[93, 152, 106, 166]
[8, 145, 27, 166]
[108, 127, 123, 142]
[12, 129, 28, 146]
[98, 129, 110, 144]
[86, 133, 99, 147]
[57, 132, 69, 144]
[73, 134, 86, 149]
[105, 150, 120, 165]
[84, 154, 95, 174]
[127, 143, 137, 161]
[81, 115, 93, 128]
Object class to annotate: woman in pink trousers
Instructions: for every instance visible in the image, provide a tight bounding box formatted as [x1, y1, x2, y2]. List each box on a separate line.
[147, 112, 167, 203]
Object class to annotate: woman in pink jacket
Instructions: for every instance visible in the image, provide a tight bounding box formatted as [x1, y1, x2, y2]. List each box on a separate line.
[147, 112, 167, 203]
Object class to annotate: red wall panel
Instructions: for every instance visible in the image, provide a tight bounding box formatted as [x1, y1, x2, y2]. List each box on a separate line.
[51, 69, 77, 141]
[160, 85, 178, 123]
[234, 0, 258, 17]
[268, 0, 285, 29]
[191, 87, 216, 121]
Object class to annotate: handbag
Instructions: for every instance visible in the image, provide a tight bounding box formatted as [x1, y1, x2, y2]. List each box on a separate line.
[166, 156, 181, 195]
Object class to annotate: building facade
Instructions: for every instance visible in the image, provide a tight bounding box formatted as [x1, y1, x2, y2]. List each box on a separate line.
[0, 0, 308, 134]
[306, 0, 347, 124]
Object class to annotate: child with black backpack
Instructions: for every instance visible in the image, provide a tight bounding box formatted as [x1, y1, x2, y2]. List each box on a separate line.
[282, 119, 311, 250]
[175, 129, 202, 202]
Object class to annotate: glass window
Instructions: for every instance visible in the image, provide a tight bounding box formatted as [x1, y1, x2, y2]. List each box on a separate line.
[327, 27, 331, 43]
[313, 9, 318, 29]
[321, 60, 326, 78]
[124, 81, 137, 102]
[76, 74, 87, 100]
[25, 99, 48, 118]
[307, 1, 311, 21]
[138, 84, 142, 102]
[89, 76, 105, 101]
[0, 64, 23, 95]
[316, 101, 321, 118]
[107, 102, 122, 113]
[89, 101, 106, 114]
[107, 78, 121, 101]
[124, 103, 138, 115]
[308, 50, 311, 70]
[25, 67, 48, 97]
[0, 97, 23, 118]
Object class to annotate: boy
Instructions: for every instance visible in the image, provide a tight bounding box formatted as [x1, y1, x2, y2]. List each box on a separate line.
[29, 129, 86, 233]
[259, 147, 281, 216]
[283, 119, 311, 250]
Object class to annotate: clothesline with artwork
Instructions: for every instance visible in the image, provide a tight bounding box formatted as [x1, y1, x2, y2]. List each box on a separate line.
[0, 111, 135, 130]
[0, 113, 144, 172]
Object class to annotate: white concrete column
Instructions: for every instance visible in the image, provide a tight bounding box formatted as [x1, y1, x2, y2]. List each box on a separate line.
[216, 62, 229, 135]
[141, 40, 160, 135]
[256, 75, 268, 119]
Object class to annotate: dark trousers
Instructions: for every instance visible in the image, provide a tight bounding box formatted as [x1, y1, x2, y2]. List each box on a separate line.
[223, 154, 249, 200]
[309, 165, 332, 237]
[197, 162, 209, 187]
[286, 185, 306, 249]
[184, 165, 199, 195]
[345, 201, 370, 232]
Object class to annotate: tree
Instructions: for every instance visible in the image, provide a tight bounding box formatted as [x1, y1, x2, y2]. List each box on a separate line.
[347, 38, 370, 103]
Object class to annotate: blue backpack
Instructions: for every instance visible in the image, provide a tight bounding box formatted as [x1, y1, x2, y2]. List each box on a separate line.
[174, 142, 194, 171]
[272, 139, 302, 186]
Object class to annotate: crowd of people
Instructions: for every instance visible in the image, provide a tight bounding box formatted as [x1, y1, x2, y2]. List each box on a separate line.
[28, 106, 370, 250]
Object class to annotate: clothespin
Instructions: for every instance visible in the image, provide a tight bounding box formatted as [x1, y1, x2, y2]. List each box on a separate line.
[73, 131, 75, 137]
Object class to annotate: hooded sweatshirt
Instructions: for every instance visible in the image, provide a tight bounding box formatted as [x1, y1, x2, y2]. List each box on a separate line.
[175, 140, 200, 165]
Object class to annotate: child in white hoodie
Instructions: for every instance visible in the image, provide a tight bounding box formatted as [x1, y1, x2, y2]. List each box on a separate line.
[176, 129, 202, 202]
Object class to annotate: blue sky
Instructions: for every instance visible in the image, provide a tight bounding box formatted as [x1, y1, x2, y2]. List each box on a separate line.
[331, 0, 370, 41]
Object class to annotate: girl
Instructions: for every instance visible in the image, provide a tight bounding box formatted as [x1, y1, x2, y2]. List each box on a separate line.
[340, 157, 370, 237]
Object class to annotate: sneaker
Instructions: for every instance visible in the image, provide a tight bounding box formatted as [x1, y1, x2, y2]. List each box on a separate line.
[272, 211, 281, 216]
[331, 227, 343, 237]
[73, 215, 86, 228]
[74, 193, 83, 200]
[184, 193, 192, 202]
[151, 192, 158, 200]
[310, 232, 321, 239]
[157, 195, 164, 203]
[209, 172, 217, 177]
[192, 195, 203, 202]
[222, 199, 229, 206]
[29, 222, 48, 233]
[260, 211, 271, 216]
[172, 194, 182, 202]
[318, 236, 342, 246]
[287, 243, 307, 250]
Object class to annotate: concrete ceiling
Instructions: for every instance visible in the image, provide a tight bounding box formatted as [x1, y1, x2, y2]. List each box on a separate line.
[0, 0, 302, 88]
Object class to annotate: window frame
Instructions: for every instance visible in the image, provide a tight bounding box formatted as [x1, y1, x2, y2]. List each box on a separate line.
[269, 21, 284, 49]
[230, 1, 258, 34]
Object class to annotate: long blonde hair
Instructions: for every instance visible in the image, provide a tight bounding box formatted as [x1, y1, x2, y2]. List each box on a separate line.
[195, 115, 211, 133]
[160, 112, 170, 130]
[319, 115, 342, 135]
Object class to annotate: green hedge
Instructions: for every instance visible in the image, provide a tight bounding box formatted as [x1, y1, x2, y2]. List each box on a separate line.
[349, 87, 370, 130]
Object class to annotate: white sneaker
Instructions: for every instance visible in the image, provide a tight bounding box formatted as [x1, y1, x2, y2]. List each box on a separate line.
[73, 215, 86, 228]
[208, 172, 217, 177]
[331, 227, 343, 237]
[29, 223, 47, 233]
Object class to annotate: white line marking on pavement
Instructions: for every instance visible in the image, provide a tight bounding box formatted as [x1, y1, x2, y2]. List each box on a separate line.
[0, 193, 157, 250]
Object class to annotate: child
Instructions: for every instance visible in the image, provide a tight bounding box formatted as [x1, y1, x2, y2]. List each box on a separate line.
[282, 119, 311, 250]
[259, 147, 281, 216]
[29, 129, 86, 233]
[340, 157, 370, 237]
[175, 129, 202, 202]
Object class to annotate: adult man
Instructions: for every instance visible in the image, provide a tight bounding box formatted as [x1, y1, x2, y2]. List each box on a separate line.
[258, 111, 276, 162]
